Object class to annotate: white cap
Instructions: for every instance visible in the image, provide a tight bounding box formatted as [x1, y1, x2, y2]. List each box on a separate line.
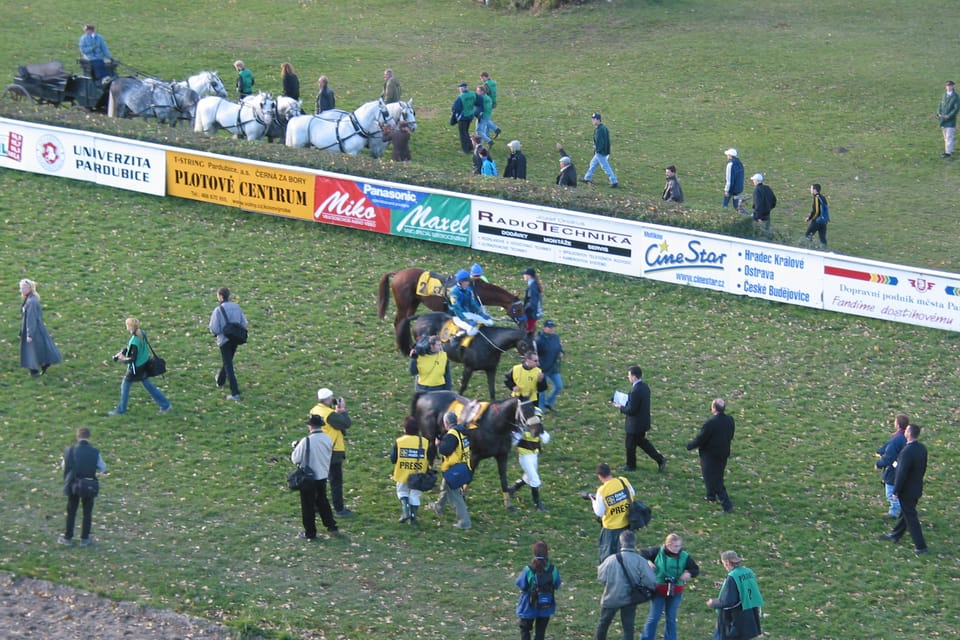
[725, 148, 738, 157]
[751, 173, 764, 182]
[317, 388, 334, 401]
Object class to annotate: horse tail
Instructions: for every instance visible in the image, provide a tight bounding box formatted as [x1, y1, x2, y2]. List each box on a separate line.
[377, 271, 396, 320]
[396, 315, 416, 355]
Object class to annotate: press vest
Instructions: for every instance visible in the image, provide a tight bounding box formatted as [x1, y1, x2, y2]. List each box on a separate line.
[416, 351, 448, 387]
[393, 434, 429, 483]
[598, 477, 632, 529]
[510, 364, 542, 401]
[441, 428, 471, 472]
[310, 403, 345, 453]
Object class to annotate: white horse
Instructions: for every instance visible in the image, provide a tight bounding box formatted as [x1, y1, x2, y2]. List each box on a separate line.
[194, 92, 275, 140]
[107, 77, 200, 126]
[265, 96, 303, 143]
[176, 70, 227, 98]
[285, 99, 395, 154]
[370, 99, 417, 157]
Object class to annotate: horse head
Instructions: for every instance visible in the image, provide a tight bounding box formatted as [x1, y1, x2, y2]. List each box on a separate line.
[189, 70, 227, 98]
[276, 96, 302, 122]
[376, 98, 397, 131]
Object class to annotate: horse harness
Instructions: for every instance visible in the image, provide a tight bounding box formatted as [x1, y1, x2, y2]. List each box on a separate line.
[308, 103, 393, 152]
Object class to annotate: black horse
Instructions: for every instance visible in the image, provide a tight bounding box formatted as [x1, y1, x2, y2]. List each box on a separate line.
[414, 390, 525, 510]
[397, 312, 530, 400]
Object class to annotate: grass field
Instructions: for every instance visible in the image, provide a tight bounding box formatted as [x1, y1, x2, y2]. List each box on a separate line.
[1, 1, 959, 639]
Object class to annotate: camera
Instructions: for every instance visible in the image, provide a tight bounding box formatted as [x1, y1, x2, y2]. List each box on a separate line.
[579, 491, 594, 500]
[664, 576, 677, 596]
[112, 354, 120, 362]
[414, 336, 431, 356]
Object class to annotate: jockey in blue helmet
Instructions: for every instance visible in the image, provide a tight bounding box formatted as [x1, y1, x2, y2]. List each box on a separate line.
[470, 262, 489, 283]
[449, 269, 493, 336]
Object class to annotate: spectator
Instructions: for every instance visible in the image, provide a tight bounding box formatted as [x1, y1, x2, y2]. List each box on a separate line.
[722, 148, 745, 211]
[19, 278, 62, 377]
[581, 112, 618, 188]
[875, 413, 908, 519]
[280, 62, 299, 100]
[476, 84, 494, 145]
[534, 320, 564, 412]
[750, 173, 777, 239]
[804, 183, 830, 250]
[556, 144, 577, 187]
[234, 61, 254, 98]
[480, 147, 498, 176]
[58, 427, 107, 547]
[452, 83, 478, 154]
[78, 24, 112, 80]
[310, 388, 353, 517]
[383, 121, 412, 161]
[291, 415, 338, 540]
[515, 540, 562, 640]
[639, 533, 701, 640]
[662, 165, 684, 203]
[480, 71, 502, 139]
[382, 69, 401, 103]
[504, 140, 528, 179]
[937, 80, 959, 158]
[209, 287, 248, 401]
[471, 134, 486, 175]
[390, 416, 435, 525]
[707, 551, 764, 640]
[595, 530, 658, 640]
[108, 317, 171, 416]
[315, 75, 336, 113]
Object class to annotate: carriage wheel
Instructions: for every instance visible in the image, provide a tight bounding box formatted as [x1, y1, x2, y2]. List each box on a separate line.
[4, 84, 31, 102]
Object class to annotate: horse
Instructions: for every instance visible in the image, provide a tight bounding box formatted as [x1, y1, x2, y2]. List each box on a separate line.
[397, 312, 531, 400]
[284, 99, 395, 154]
[415, 391, 531, 510]
[106, 77, 200, 126]
[194, 92, 275, 140]
[265, 96, 302, 143]
[177, 70, 227, 98]
[378, 267, 523, 327]
[369, 99, 417, 158]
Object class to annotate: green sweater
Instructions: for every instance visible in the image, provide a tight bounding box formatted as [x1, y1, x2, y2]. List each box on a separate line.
[939, 91, 959, 128]
[594, 123, 611, 155]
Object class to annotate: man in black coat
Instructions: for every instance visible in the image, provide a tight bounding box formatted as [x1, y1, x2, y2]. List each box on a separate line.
[556, 145, 577, 187]
[613, 365, 665, 473]
[60, 427, 107, 546]
[882, 424, 928, 554]
[686, 398, 735, 512]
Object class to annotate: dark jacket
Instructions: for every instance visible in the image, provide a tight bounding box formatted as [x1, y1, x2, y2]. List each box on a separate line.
[383, 126, 411, 161]
[534, 332, 563, 375]
[687, 412, 735, 459]
[504, 150, 527, 179]
[876, 430, 906, 485]
[593, 123, 611, 155]
[752, 183, 777, 220]
[893, 440, 927, 502]
[282, 74, 300, 100]
[713, 573, 763, 640]
[315, 87, 336, 113]
[556, 146, 577, 186]
[621, 379, 651, 434]
[662, 177, 684, 202]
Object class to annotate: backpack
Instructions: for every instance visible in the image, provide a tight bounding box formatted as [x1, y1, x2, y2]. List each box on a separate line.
[816, 196, 830, 223]
[527, 564, 556, 609]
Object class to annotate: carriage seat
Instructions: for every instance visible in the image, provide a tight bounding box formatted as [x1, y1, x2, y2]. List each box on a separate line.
[15, 61, 69, 85]
[76, 58, 118, 79]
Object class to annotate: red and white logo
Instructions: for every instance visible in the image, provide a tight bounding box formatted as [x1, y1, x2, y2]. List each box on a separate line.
[908, 278, 935, 293]
[36, 135, 64, 172]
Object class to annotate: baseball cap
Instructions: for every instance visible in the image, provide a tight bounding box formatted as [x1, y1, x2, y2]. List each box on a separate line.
[317, 388, 334, 401]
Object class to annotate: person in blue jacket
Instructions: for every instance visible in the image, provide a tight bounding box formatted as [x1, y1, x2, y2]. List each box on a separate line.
[875, 413, 908, 518]
[449, 269, 492, 336]
[515, 540, 562, 640]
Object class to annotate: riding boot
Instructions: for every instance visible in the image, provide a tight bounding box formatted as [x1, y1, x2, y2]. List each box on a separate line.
[532, 487, 547, 511]
[508, 479, 525, 498]
[409, 504, 419, 525]
[399, 497, 411, 523]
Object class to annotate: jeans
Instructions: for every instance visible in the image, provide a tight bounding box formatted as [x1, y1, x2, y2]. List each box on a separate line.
[596, 604, 637, 640]
[539, 372, 563, 409]
[583, 153, 618, 185]
[884, 482, 901, 517]
[476, 116, 494, 143]
[641, 593, 683, 640]
[217, 341, 240, 396]
[116, 375, 170, 413]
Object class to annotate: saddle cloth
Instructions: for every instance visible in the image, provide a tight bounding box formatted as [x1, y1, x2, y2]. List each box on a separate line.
[439, 319, 474, 348]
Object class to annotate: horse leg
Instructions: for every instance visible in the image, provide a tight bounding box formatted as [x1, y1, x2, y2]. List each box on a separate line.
[485, 369, 497, 401]
[497, 454, 515, 512]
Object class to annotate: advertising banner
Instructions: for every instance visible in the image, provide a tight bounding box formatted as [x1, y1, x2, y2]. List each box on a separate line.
[638, 226, 733, 293]
[822, 257, 960, 332]
[0, 118, 165, 195]
[728, 241, 822, 308]
[167, 151, 313, 218]
[312, 175, 392, 233]
[472, 200, 639, 275]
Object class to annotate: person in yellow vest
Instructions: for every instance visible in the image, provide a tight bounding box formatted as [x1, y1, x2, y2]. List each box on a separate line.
[429, 411, 473, 529]
[391, 417, 436, 525]
[589, 462, 635, 564]
[408, 334, 451, 415]
[310, 388, 353, 517]
[507, 416, 551, 512]
[504, 352, 547, 403]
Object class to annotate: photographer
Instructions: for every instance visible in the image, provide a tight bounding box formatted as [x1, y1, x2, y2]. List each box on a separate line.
[408, 335, 451, 415]
[638, 533, 700, 640]
[310, 388, 353, 517]
[107, 317, 171, 416]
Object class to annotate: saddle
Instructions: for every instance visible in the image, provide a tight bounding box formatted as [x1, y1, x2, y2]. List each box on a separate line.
[415, 270, 454, 300]
[439, 318, 474, 348]
[444, 399, 490, 430]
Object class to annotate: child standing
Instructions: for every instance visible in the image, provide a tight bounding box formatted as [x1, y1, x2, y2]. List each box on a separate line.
[515, 540, 562, 640]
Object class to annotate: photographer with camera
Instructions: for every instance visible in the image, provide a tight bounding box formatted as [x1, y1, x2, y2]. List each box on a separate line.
[638, 533, 700, 640]
[310, 388, 353, 517]
[408, 334, 451, 415]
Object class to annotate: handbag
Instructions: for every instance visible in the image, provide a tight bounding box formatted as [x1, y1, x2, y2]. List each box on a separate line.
[406, 436, 437, 491]
[142, 331, 167, 378]
[443, 461, 472, 490]
[620, 479, 652, 529]
[615, 551, 655, 604]
[287, 435, 316, 490]
[218, 304, 248, 345]
[68, 446, 100, 498]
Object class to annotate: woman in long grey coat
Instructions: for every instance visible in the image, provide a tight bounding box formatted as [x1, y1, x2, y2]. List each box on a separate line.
[20, 279, 62, 376]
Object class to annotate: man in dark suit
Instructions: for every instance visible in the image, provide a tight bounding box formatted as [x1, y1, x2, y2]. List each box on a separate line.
[882, 424, 928, 554]
[686, 398, 735, 512]
[613, 365, 665, 472]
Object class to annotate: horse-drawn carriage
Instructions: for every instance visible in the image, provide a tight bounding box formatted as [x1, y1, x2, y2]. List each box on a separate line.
[6, 59, 117, 110]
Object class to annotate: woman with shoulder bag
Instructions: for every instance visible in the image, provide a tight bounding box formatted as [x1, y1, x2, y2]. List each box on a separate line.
[108, 317, 171, 416]
[638, 533, 700, 640]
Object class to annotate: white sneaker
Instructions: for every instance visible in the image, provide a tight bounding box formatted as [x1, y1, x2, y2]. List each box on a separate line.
[226, 394, 241, 401]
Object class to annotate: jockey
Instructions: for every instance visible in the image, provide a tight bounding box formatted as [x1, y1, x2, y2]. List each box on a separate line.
[449, 269, 493, 336]
[470, 262, 489, 283]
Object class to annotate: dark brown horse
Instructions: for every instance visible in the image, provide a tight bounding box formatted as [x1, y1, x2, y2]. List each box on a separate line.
[378, 267, 524, 327]
[414, 391, 527, 510]
[398, 312, 531, 400]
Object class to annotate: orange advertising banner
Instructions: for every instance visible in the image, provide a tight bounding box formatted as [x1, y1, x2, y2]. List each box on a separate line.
[166, 151, 314, 219]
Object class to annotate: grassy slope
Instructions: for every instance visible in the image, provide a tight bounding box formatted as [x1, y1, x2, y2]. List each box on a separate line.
[1, 1, 958, 639]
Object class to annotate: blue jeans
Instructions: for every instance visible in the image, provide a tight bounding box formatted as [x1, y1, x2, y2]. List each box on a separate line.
[885, 482, 901, 517]
[641, 593, 683, 640]
[539, 372, 563, 409]
[476, 117, 493, 143]
[116, 375, 170, 413]
[583, 153, 618, 185]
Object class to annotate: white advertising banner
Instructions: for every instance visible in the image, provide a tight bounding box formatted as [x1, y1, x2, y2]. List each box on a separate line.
[636, 225, 733, 293]
[0, 118, 165, 195]
[471, 199, 640, 276]
[822, 256, 960, 332]
[728, 241, 823, 308]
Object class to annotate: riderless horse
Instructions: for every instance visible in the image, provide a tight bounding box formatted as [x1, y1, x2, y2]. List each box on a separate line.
[369, 99, 417, 158]
[194, 92, 276, 140]
[107, 70, 225, 125]
[285, 99, 395, 154]
[265, 96, 302, 143]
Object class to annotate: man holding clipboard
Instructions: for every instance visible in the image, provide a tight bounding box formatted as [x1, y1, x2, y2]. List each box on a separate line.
[613, 366, 666, 473]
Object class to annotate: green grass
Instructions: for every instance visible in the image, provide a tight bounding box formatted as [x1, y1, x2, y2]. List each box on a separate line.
[1, 1, 959, 639]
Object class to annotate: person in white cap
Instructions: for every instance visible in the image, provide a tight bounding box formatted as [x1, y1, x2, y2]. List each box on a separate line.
[556, 144, 577, 187]
[310, 388, 353, 516]
[750, 173, 777, 239]
[722, 148, 745, 211]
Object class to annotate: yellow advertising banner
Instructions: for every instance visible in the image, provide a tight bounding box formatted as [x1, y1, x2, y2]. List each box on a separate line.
[166, 151, 314, 220]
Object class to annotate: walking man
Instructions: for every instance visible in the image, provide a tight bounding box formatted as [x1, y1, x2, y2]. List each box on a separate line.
[882, 424, 928, 554]
[875, 413, 908, 519]
[686, 398, 735, 513]
[613, 366, 666, 473]
[209, 287, 248, 401]
[749, 173, 777, 239]
[59, 427, 106, 546]
[291, 415, 338, 540]
[452, 83, 477, 154]
[722, 148, 745, 211]
[431, 412, 473, 530]
[937, 80, 959, 158]
[534, 320, 564, 412]
[582, 112, 618, 188]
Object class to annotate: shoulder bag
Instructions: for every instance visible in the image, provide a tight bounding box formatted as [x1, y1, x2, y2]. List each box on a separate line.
[615, 551, 654, 604]
[70, 446, 100, 498]
[287, 435, 316, 490]
[218, 304, 248, 345]
[406, 436, 437, 491]
[143, 331, 167, 378]
[620, 479, 652, 529]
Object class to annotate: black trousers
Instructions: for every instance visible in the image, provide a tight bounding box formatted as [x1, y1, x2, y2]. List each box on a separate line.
[625, 431, 663, 469]
[890, 496, 926, 550]
[299, 478, 337, 538]
[65, 494, 95, 540]
[457, 118, 474, 154]
[519, 616, 550, 640]
[699, 454, 733, 511]
[217, 341, 240, 396]
[328, 460, 345, 512]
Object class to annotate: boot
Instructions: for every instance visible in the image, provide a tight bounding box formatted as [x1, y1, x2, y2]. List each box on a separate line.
[409, 504, 419, 525]
[399, 497, 411, 523]
[532, 487, 547, 512]
[508, 479, 525, 498]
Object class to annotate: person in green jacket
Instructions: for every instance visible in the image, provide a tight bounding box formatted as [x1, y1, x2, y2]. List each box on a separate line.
[452, 83, 477, 154]
[480, 71, 502, 139]
[234, 60, 254, 98]
[937, 80, 959, 158]
[582, 112, 619, 188]
[475, 84, 494, 145]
